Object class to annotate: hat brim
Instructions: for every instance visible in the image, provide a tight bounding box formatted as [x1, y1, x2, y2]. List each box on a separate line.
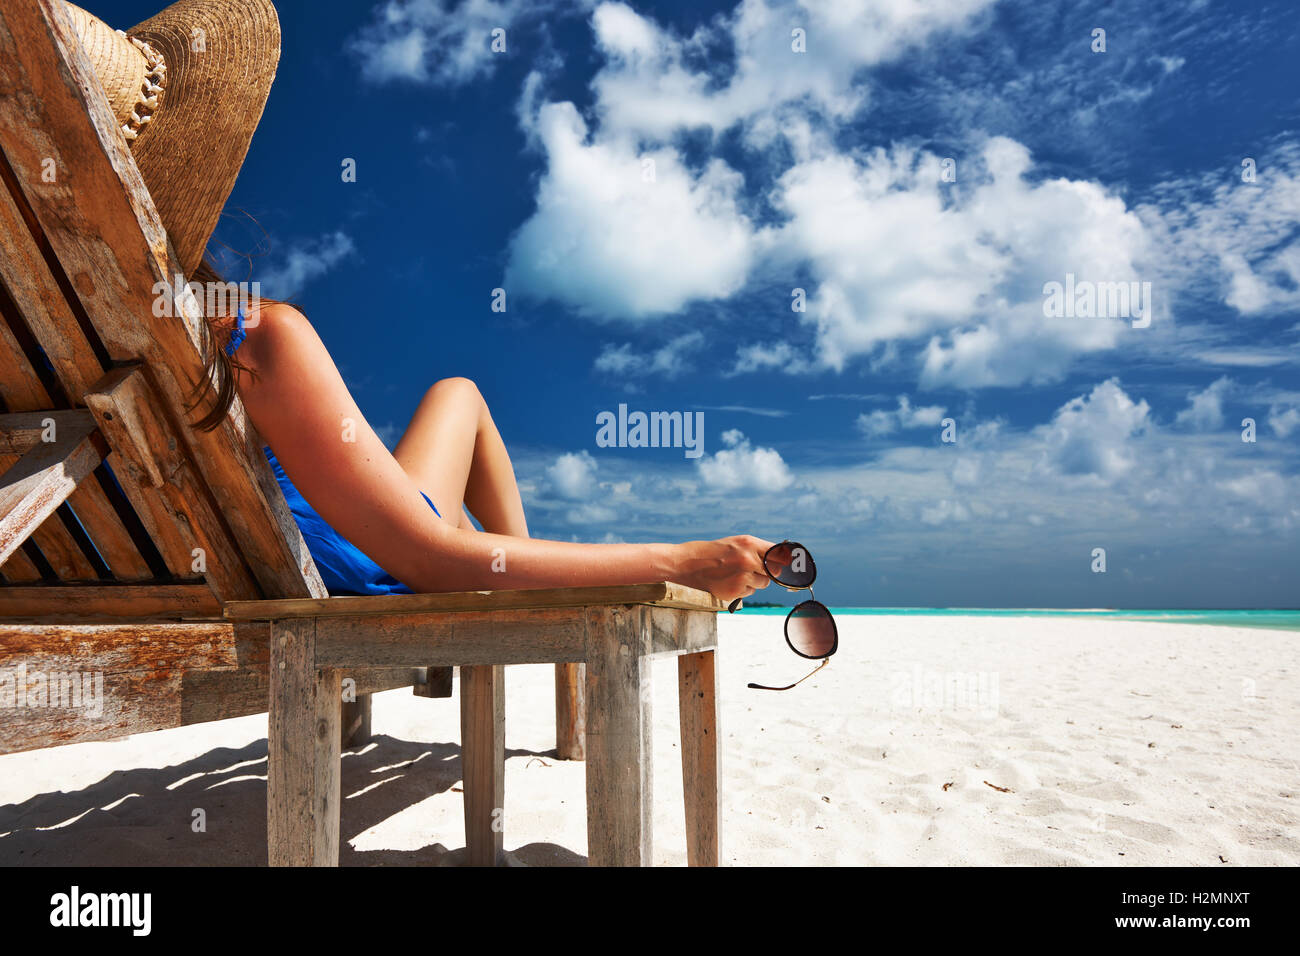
[126, 0, 280, 276]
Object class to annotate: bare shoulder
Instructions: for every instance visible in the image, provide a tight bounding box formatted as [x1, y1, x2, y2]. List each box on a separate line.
[247, 300, 310, 336]
[235, 301, 318, 376]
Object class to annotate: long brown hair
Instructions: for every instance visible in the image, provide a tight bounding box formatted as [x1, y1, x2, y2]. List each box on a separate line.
[182, 256, 298, 432]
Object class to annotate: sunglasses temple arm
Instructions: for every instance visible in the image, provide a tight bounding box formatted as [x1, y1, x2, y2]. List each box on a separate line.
[747, 657, 830, 691]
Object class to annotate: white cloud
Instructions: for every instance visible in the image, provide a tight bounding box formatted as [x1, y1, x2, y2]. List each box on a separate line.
[504, 101, 758, 320]
[258, 231, 354, 299]
[950, 456, 982, 487]
[594, 331, 704, 377]
[1190, 349, 1293, 368]
[564, 502, 617, 523]
[696, 405, 790, 418]
[1269, 404, 1300, 438]
[506, 373, 1300, 603]
[547, 450, 598, 499]
[587, 0, 994, 140]
[727, 341, 812, 375]
[349, 0, 548, 86]
[493, 2, 1300, 394]
[1175, 376, 1232, 432]
[1138, 141, 1300, 319]
[696, 429, 793, 492]
[768, 137, 1150, 386]
[1035, 379, 1151, 483]
[920, 498, 970, 525]
[382, 0, 1300, 400]
[1218, 469, 1289, 503]
[857, 395, 947, 437]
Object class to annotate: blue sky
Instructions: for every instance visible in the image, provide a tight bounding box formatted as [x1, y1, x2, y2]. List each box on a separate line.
[103, 0, 1299, 607]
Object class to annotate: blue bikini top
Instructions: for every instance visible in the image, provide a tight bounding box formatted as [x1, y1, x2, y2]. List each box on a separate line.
[225, 304, 247, 356]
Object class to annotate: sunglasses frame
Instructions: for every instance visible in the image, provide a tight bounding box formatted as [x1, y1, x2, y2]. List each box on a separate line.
[785, 597, 839, 660]
[730, 541, 838, 690]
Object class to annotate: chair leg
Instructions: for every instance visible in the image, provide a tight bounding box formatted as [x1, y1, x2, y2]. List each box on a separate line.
[268, 618, 340, 866]
[584, 606, 652, 866]
[413, 665, 453, 698]
[554, 662, 586, 760]
[340, 693, 372, 748]
[460, 664, 505, 866]
[678, 650, 720, 866]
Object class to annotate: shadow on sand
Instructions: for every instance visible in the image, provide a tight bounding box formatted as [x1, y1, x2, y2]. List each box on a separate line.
[0, 735, 586, 866]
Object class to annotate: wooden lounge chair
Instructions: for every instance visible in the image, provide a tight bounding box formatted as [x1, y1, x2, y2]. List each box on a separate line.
[0, 0, 724, 866]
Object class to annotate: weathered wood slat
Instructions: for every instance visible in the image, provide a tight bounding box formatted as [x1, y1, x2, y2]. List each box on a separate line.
[340, 694, 371, 748]
[460, 664, 505, 866]
[0, 0, 326, 600]
[678, 650, 720, 866]
[0, 411, 106, 567]
[0, 430, 104, 581]
[183, 663, 424, 728]
[0, 669, 185, 754]
[64, 473, 154, 580]
[584, 605, 653, 866]
[411, 664, 453, 698]
[0, 614, 427, 754]
[268, 618, 340, 866]
[555, 662, 586, 760]
[0, 582, 219, 619]
[2, 662, 419, 758]
[225, 582, 725, 621]
[648, 604, 721, 656]
[0, 162, 106, 401]
[84, 364, 258, 602]
[0, 300, 52, 411]
[0, 409, 92, 453]
[0, 620, 237, 672]
[313, 607, 588, 668]
[21, 505, 98, 579]
[0, 542, 42, 581]
[0, 619, 240, 754]
[0, 360, 154, 579]
[0, 329, 153, 580]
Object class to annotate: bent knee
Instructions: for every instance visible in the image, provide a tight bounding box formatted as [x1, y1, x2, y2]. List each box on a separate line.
[426, 376, 482, 404]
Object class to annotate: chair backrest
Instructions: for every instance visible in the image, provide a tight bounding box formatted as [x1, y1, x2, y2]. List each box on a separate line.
[0, 0, 327, 622]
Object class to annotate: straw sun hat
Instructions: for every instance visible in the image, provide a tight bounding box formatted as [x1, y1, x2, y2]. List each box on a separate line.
[63, 0, 281, 275]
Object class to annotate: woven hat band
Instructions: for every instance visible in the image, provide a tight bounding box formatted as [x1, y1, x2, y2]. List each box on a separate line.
[63, 3, 168, 143]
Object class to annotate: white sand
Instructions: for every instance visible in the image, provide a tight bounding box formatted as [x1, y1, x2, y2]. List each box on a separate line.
[0, 616, 1296, 866]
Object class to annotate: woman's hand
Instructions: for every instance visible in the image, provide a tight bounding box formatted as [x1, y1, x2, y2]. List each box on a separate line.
[669, 535, 777, 603]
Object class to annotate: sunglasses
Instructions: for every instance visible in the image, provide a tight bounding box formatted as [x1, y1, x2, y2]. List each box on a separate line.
[728, 540, 838, 691]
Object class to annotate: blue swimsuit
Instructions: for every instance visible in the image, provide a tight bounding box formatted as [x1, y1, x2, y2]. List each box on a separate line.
[228, 306, 440, 595]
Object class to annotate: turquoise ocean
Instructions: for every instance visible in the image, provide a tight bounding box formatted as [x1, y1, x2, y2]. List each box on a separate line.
[734, 607, 1300, 631]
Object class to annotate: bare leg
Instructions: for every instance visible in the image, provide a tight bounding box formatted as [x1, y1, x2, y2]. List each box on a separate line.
[395, 379, 520, 865]
[392, 377, 529, 538]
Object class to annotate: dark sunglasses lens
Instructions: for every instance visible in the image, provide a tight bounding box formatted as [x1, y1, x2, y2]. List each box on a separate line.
[765, 541, 816, 588]
[786, 601, 836, 658]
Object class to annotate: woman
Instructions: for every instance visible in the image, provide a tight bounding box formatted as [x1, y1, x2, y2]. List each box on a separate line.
[67, 0, 773, 603]
[187, 262, 775, 604]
